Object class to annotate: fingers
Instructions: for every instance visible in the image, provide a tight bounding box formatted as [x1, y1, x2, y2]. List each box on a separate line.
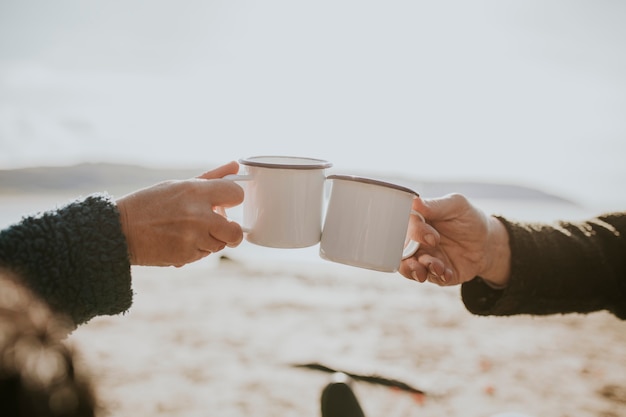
[206, 211, 244, 248]
[409, 210, 440, 247]
[178, 213, 243, 266]
[200, 178, 245, 208]
[197, 237, 227, 254]
[180, 178, 245, 256]
[197, 161, 240, 180]
[418, 253, 453, 284]
[411, 197, 432, 219]
[399, 256, 429, 282]
[399, 252, 454, 286]
[408, 197, 441, 248]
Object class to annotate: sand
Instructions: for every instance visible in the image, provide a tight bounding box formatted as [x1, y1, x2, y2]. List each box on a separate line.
[68, 252, 626, 417]
[1, 192, 624, 417]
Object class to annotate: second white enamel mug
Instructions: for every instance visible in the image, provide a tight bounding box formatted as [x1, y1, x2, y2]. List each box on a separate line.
[319, 175, 420, 272]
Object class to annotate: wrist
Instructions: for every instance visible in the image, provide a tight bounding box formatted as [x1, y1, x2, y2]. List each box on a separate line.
[115, 197, 137, 265]
[480, 216, 511, 288]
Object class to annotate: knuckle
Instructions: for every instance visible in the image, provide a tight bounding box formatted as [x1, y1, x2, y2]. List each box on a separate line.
[449, 193, 467, 203]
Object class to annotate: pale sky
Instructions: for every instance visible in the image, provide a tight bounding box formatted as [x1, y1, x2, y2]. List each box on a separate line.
[1, 1, 625, 209]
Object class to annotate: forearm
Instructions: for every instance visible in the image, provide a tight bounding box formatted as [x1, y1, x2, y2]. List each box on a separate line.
[462, 213, 626, 319]
[0, 194, 133, 326]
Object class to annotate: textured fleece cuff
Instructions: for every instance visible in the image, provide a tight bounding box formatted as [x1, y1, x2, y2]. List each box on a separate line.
[462, 214, 626, 318]
[0, 193, 133, 325]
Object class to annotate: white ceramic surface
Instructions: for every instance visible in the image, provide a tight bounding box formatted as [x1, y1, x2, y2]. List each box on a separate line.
[319, 175, 419, 272]
[229, 156, 331, 248]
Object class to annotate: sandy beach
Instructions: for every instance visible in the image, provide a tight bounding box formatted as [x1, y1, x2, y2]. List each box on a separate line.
[1, 188, 625, 417]
[65, 250, 626, 417]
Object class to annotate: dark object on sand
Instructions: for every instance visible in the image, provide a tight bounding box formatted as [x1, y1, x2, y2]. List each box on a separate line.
[320, 372, 366, 417]
[293, 363, 426, 396]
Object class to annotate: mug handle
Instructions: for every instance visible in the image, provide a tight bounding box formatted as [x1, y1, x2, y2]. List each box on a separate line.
[401, 210, 424, 260]
[223, 174, 253, 233]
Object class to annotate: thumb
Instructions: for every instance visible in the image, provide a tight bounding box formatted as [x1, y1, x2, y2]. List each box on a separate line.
[197, 161, 240, 180]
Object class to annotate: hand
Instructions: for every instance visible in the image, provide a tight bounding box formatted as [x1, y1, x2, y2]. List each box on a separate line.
[399, 193, 511, 287]
[116, 161, 245, 267]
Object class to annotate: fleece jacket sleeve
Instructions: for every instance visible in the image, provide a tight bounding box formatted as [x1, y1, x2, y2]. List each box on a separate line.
[461, 212, 626, 319]
[0, 193, 133, 326]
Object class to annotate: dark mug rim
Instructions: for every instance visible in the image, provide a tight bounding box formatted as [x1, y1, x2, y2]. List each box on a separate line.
[239, 155, 332, 170]
[327, 174, 419, 197]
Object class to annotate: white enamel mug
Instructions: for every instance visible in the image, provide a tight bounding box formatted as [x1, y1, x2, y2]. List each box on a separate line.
[225, 156, 332, 248]
[319, 175, 420, 272]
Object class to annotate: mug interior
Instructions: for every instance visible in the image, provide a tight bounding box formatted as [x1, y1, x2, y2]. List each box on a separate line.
[240, 155, 332, 170]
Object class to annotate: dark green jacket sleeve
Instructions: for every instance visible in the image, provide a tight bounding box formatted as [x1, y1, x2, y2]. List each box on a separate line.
[461, 212, 626, 319]
[0, 193, 133, 326]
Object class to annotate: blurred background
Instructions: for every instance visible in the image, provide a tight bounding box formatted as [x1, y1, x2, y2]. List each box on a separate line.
[2, 4, 626, 415]
[1, 0, 625, 210]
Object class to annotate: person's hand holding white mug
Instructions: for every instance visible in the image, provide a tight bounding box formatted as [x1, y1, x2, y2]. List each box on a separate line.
[116, 161, 245, 267]
[399, 193, 511, 288]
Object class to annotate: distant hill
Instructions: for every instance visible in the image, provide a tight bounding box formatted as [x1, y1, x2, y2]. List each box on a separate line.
[389, 176, 574, 202]
[0, 163, 199, 195]
[336, 170, 576, 204]
[0, 163, 575, 204]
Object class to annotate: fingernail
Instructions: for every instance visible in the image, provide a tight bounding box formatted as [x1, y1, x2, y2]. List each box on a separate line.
[439, 274, 447, 283]
[411, 271, 418, 281]
[425, 234, 436, 246]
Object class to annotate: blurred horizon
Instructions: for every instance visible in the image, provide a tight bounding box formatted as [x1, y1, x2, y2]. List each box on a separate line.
[1, 1, 625, 210]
